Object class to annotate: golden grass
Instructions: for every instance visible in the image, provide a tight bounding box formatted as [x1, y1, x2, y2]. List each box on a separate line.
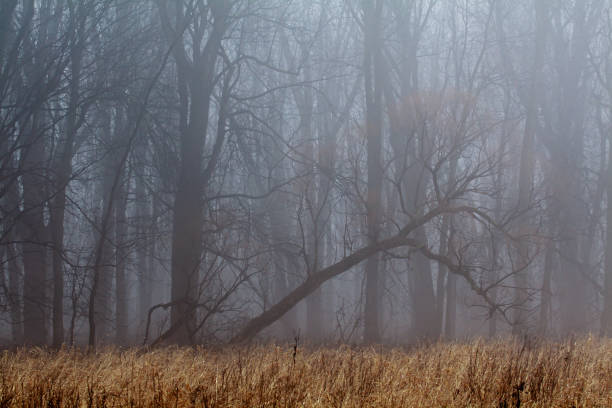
[0, 337, 610, 407]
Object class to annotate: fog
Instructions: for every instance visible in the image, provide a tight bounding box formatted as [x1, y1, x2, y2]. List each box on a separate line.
[0, 0, 611, 347]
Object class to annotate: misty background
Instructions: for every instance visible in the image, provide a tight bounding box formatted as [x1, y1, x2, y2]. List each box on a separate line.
[1, 0, 611, 347]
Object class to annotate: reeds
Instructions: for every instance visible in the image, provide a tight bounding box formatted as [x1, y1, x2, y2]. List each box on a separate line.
[1, 337, 610, 407]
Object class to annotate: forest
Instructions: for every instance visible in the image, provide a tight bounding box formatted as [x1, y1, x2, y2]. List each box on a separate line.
[2, 0, 612, 349]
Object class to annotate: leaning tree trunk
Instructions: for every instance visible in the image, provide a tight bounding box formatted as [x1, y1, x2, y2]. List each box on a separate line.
[230, 204, 451, 344]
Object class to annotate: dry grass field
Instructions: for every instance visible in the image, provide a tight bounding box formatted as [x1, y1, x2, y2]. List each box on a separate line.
[0, 337, 610, 407]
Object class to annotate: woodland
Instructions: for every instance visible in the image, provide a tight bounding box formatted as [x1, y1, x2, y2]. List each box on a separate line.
[1, 0, 612, 348]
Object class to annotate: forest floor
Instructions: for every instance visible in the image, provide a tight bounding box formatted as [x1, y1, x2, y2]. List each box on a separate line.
[0, 337, 610, 407]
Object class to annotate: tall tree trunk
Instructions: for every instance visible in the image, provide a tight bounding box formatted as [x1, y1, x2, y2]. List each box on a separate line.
[555, 0, 592, 335]
[487, 181, 503, 339]
[442, 156, 459, 340]
[269, 195, 298, 338]
[148, 198, 158, 319]
[436, 219, 449, 337]
[93, 110, 115, 345]
[539, 227, 555, 334]
[160, 1, 227, 344]
[603, 129, 612, 334]
[49, 25, 84, 347]
[21, 115, 48, 346]
[136, 153, 150, 333]
[280, 30, 323, 341]
[412, 228, 438, 339]
[19, 109, 47, 347]
[7, 238, 23, 343]
[300, 67, 322, 342]
[512, 0, 548, 335]
[50, 170, 68, 347]
[114, 164, 128, 344]
[1, 128, 23, 344]
[489, 93, 511, 338]
[0, 0, 18, 59]
[404, 136, 436, 340]
[444, 239, 457, 339]
[363, 0, 384, 344]
[316, 80, 340, 339]
[19, 0, 58, 347]
[169, 84, 211, 343]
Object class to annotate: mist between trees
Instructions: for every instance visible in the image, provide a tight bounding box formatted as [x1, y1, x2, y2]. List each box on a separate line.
[1, 0, 612, 348]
